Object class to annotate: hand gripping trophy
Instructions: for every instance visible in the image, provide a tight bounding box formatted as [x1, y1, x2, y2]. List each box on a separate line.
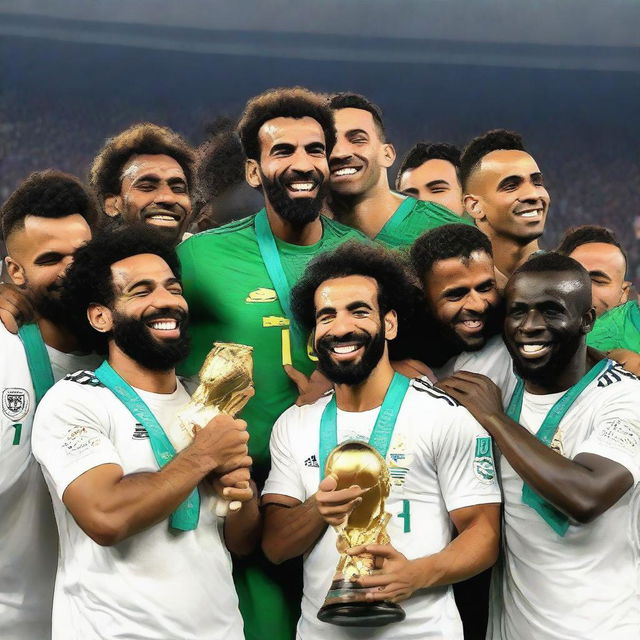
[171, 342, 254, 516]
[317, 440, 406, 627]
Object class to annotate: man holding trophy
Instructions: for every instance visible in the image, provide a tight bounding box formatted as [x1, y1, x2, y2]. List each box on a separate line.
[262, 241, 501, 639]
[32, 226, 258, 640]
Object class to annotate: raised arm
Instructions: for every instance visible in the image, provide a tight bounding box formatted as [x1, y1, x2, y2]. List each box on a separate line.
[437, 371, 634, 523]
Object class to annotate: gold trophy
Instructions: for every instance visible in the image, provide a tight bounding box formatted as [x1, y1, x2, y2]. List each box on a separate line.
[317, 440, 406, 627]
[172, 342, 254, 516]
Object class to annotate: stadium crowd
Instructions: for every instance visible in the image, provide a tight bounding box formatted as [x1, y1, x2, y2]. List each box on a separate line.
[1, 85, 639, 640]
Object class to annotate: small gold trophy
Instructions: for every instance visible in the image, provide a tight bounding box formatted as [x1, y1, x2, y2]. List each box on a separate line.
[317, 441, 406, 627]
[173, 342, 254, 516]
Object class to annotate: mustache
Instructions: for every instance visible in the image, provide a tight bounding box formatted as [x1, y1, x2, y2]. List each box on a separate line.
[280, 170, 324, 188]
[142, 307, 188, 325]
[317, 331, 369, 350]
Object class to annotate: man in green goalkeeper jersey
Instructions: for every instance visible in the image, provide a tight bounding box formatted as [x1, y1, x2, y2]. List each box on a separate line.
[177, 87, 366, 640]
[326, 93, 471, 248]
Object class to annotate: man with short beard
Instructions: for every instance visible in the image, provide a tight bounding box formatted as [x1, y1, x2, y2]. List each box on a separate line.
[262, 241, 501, 639]
[327, 93, 470, 247]
[32, 227, 258, 640]
[438, 253, 640, 640]
[410, 224, 515, 405]
[90, 122, 195, 246]
[177, 87, 366, 640]
[0, 170, 101, 640]
[460, 130, 550, 290]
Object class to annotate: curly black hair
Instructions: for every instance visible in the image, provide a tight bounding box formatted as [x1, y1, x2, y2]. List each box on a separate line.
[459, 129, 525, 191]
[89, 122, 194, 204]
[61, 224, 181, 353]
[291, 240, 422, 360]
[328, 92, 386, 141]
[237, 87, 336, 161]
[395, 142, 461, 190]
[557, 225, 627, 271]
[410, 224, 493, 282]
[1, 170, 99, 241]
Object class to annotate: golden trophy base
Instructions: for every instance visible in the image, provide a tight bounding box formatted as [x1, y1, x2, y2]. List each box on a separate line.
[317, 578, 406, 627]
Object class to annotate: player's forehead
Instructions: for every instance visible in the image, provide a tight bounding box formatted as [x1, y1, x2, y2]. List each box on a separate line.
[258, 116, 325, 152]
[428, 251, 495, 291]
[477, 150, 540, 185]
[401, 158, 459, 188]
[121, 154, 186, 185]
[110, 253, 176, 291]
[506, 271, 580, 306]
[314, 274, 379, 311]
[10, 214, 92, 257]
[334, 107, 379, 138]
[570, 242, 625, 275]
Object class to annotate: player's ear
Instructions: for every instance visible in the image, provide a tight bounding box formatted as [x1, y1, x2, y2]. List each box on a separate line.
[581, 306, 597, 335]
[621, 281, 631, 305]
[245, 159, 262, 189]
[381, 143, 396, 168]
[88, 303, 114, 334]
[103, 194, 122, 217]
[383, 309, 398, 341]
[464, 194, 483, 221]
[4, 257, 25, 286]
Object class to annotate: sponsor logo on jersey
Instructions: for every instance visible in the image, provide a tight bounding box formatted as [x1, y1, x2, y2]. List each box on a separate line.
[304, 454, 319, 468]
[389, 452, 410, 486]
[473, 436, 495, 483]
[246, 287, 277, 303]
[132, 423, 149, 440]
[2, 387, 29, 421]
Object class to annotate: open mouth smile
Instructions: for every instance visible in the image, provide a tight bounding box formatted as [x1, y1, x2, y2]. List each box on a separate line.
[517, 342, 552, 359]
[331, 166, 362, 178]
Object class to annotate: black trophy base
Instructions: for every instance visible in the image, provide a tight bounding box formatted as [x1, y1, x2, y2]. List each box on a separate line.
[317, 579, 406, 627]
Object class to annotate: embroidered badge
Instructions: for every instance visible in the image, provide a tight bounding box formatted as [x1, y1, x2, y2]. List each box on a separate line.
[246, 287, 277, 303]
[474, 436, 495, 483]
[2, 388, 29, 421]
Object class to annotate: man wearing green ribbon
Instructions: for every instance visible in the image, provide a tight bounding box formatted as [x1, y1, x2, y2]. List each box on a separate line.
[438, 252, 640, 640]
[177, 87, 366, 640]
[32, 227, 258, 640]
[262, 241, 501, 639]
[0, 170, 100, 640]
[327, 93, 471, 248]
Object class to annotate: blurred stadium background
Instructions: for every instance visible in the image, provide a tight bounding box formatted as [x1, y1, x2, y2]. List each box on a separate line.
[1, 0, 639, 278]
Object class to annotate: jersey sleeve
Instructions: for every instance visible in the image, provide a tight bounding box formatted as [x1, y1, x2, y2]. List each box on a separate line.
[574, 382, 640, 484]
[32, 381, 122, 500]
[431, 406, 502, 512]
[262, 408, 306, 502]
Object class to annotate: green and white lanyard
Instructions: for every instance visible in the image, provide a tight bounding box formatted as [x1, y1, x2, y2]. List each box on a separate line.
[254, 208, 303, 347]
[18, 323, 55, 405]
[318, 372, 410, 479]
[94, 361, 200, 531]
[506, 358, 610, 536]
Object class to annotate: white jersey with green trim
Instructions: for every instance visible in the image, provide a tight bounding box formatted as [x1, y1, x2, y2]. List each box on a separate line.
[263, 377, 501, 640]
[433, 335, 517, 407]
[0, 323, 99, 640]
[488, 360, 640, 640]
[32, 373, 244, 640]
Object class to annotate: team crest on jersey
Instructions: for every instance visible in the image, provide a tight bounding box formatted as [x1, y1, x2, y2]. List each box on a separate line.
[2, 387, 29, 421]
[473, 436, 495, 483]
[245, 287, 277, 303]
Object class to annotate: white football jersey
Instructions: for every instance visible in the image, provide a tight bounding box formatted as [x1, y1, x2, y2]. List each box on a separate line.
[264, 378, 502, 640]
[488, 361, 640, 640]
[32, 372, 244, 640]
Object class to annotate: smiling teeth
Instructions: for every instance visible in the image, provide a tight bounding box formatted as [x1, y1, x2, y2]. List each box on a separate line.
[333, 345, 358, 354]
[334, 168, 358, 176]
[150, 215, 176, 221]
[289, 183, 314, 191]
[522, 344, 546, 353]
[519, 210, 542, 218]
[150, 321, 177, 330]
[463, 320, 482, 328]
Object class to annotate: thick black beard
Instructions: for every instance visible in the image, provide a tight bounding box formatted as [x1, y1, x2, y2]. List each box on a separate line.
[111, 308, 190, 372]
[260, 170, 326, 230]
[32, 283, 72, 327]
[316, 328, 386, 386]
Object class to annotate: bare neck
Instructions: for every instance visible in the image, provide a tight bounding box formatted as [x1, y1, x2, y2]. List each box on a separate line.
[37, 317, 81, 353]
[264, 203, 323, 246]
[489, 234, 540, 283]
[334, 357, 396, 412]
[331, 182, 404, 239]
[107, 345, 177, 394]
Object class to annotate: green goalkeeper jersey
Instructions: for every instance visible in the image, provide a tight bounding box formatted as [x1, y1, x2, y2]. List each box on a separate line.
[374, 195, 473, 249]
[178, 212, 366, 476]
[587, 300, 640, 353]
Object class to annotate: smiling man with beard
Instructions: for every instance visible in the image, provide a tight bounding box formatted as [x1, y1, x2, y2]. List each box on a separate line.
[177, 87, 366, 640]
[262, 241, 501, 640]
[32, 226, 257, 640]
[438, 253, 640, 640]
[460, 130, 550, 290]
